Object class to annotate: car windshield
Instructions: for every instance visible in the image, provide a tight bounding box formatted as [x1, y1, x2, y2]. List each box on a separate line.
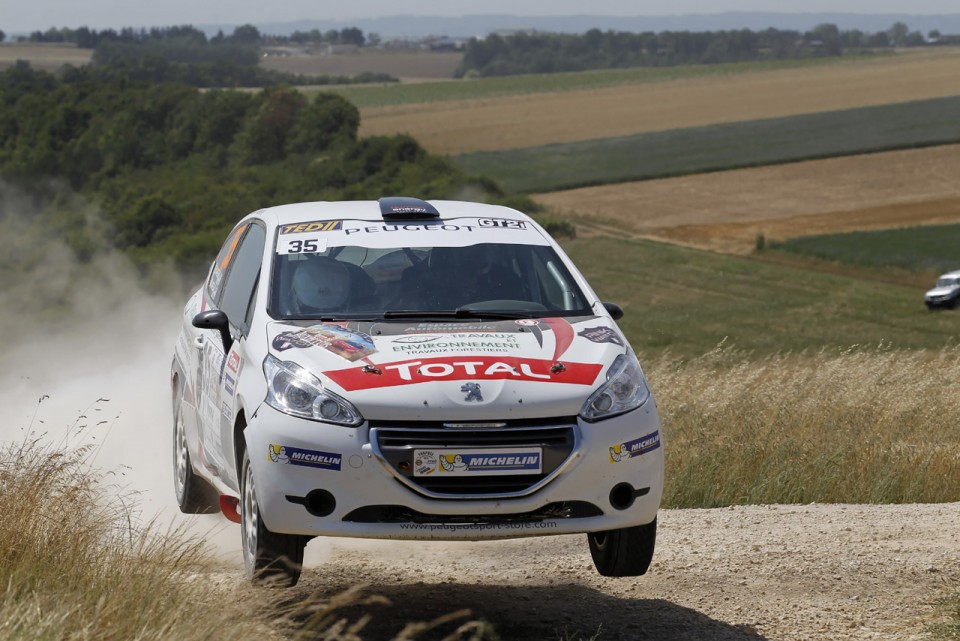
[270, 242, 592, 320]
[936, 277, 960, 288]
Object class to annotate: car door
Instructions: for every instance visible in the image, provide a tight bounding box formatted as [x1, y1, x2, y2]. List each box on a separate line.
[196, 221, 266, 478]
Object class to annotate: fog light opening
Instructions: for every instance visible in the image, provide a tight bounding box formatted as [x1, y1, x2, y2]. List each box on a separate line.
[609, 483, 636, 511]
[305, 489, 336, 517]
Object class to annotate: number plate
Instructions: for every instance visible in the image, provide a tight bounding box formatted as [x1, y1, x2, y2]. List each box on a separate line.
[413, 448, 542, 477]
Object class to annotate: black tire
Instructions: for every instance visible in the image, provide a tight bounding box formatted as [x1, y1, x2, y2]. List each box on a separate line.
[588, 517, 657, 577]
[173, 383, 220, 514]
[240, 448, 306, 587]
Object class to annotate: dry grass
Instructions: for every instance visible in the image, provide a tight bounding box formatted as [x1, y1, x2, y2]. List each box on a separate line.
[0, 436, 272, 641]
[0, 426, 493, 641]
[650, 345, 960, 508]
[360, 48, 960, 154]
[535, 144, 960, 254]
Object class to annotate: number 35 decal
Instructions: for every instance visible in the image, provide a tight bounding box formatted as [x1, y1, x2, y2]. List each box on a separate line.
[278, 234, 328, 254]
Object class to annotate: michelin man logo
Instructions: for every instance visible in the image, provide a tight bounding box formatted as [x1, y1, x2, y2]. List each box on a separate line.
[609, 444, 628, 463]
[269, 444, 290, 464]
[461, 382, 483, 402]
[440, 454, 469, 472]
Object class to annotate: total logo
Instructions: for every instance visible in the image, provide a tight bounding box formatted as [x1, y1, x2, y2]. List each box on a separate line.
[324, 356, 603, 391]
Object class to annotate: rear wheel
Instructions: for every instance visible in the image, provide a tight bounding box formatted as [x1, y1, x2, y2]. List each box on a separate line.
[588, 518, 657, 577]
[240, 448, 306, 586]
[173, 384, 219, 514]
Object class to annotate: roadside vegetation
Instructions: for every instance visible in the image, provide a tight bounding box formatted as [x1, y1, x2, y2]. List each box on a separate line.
[650, 346, 960, 507]
[0, 434, 500, 640]
[0, 438, 267, 641]
[453, 95, 960, 192]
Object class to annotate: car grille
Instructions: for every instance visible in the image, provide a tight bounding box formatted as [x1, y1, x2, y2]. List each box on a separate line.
[343, 501, 603, 523]
[369, 418, 578, 499]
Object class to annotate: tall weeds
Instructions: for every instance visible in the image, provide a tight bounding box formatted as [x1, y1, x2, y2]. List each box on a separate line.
[650, 345, 960, 507]
[0, 439, 272, 641]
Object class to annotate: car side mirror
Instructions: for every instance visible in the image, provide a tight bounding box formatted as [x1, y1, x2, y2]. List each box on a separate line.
[602, 301, 624, 320]
[193, 309, 233, 353]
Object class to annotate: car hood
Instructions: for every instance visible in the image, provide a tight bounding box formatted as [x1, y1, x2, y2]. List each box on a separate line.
[926, 286, 960, 298]
[266, 316, 626, 420]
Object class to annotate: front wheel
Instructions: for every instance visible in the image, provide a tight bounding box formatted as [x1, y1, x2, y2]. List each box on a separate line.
[240, 448, 306, 587]
[587, 517, 657, 577]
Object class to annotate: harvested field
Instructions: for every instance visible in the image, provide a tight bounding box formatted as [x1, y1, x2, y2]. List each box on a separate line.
[0, 43, 92, 71]
[261, 50, 462, 81]
[359, 48, 960, 155]
[534, 145, 960, 255]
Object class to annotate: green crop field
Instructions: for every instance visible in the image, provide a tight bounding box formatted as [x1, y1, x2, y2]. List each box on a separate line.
[562, 234, 955, 359]
[309, 55, 863, 108]
[773, 223, 960, 275]
[453, 95, 960, 193]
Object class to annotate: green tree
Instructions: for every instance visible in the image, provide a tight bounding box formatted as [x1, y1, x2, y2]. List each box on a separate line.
[231, 86, 306, 165]
[230, 24, 260, 46]
[888, 22, 909, 46]
[287, 93, 359, 154]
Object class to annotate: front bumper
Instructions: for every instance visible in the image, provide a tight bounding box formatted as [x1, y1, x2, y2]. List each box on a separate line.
[245, 403, 663, 541]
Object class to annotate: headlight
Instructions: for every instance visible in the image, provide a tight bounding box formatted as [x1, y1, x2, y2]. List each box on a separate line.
[263, 354, 363, 426]
[579, 352, 651, 422]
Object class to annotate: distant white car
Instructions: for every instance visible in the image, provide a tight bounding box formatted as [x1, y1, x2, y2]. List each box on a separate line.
[171, 198, 663, 586]
[925, 271, 960, 310]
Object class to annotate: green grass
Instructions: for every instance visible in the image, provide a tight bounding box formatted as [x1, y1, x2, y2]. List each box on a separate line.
[453, 95, 960, 193]
[306, 55, 870, 108]
[774, 224, 960, 274]
[563, 235, 957, 359]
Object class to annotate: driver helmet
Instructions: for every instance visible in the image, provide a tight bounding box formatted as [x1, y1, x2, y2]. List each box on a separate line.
[291, 258, 349, 312]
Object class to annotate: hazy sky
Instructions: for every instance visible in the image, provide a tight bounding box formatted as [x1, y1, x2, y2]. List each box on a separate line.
[2, 0, 958, 33]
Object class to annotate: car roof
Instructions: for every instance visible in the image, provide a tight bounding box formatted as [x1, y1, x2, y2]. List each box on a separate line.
[938, 271, 960, 279]
[252, 200, 533, 228]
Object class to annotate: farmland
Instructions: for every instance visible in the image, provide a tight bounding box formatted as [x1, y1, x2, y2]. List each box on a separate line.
[262, 50, 462, 81]
[358, 48, 960, 155]
[534, 144, 960, 255]
[452, 96, 960, 193]
[0, 43, 92, 70]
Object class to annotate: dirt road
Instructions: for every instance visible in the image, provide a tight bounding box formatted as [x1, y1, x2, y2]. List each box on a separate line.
[266, 503, 960, 640]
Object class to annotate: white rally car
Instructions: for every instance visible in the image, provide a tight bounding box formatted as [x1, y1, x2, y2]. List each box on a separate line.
[171, 198, 663, 586]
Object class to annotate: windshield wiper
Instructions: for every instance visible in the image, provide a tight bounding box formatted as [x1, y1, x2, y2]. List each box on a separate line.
[382, 308, 538, 320]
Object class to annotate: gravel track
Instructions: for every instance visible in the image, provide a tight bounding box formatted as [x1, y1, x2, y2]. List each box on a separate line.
[283, 503, 960, 640]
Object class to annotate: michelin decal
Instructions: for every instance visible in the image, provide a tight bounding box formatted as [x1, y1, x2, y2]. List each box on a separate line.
[269, 444, 342, 471]
[414, 448, 542, 476]
[609, 431, 661, 463]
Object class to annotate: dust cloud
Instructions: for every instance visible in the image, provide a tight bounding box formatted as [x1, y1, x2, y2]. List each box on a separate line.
[0, 181, 247, 561]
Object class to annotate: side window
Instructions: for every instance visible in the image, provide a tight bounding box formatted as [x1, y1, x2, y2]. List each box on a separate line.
[531, 248, 585, 311]
[219, 223, 266, 331]
[207, 223, 249, 302]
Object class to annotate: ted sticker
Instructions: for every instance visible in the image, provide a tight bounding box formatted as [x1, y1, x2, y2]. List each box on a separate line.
[578, 326, 624, 346]
[609, 431, 661, 463]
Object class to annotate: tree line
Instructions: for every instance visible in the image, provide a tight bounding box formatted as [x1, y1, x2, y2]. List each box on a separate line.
[10, 24, 396, 88]
[456, 22, 951, 77]
[0, 65, 535, 281]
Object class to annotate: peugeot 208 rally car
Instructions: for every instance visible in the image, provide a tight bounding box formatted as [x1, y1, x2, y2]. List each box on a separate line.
[171, 198, 663, 586]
